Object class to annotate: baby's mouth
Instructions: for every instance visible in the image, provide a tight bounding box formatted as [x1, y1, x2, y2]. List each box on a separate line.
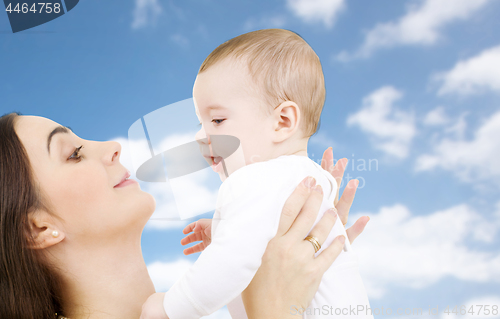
[212, 156, 222, 165]
[202, 154, 223, 167]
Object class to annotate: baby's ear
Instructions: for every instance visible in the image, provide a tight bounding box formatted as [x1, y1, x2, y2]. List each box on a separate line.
[26, 209, 65, 249]
[273, 100, 301, 142]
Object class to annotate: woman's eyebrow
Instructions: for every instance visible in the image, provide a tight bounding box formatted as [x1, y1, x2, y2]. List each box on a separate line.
[47, 126, 73, 155]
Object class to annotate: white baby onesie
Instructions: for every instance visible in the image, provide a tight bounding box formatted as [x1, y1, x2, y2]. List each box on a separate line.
[163, 155, 374, 319]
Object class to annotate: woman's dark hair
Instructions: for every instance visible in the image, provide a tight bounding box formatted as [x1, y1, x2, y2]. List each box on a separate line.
[0, 112, 65, 318]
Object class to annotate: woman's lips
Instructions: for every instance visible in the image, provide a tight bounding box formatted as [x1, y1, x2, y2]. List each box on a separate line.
[114, 179, 138, 188]
[114, 171, 138, 188]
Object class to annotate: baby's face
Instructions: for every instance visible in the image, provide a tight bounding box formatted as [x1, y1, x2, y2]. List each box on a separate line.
[193, 59, 275, 181]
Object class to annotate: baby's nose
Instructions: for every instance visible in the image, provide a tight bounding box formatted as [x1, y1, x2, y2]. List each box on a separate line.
[195, 127, 209, 144]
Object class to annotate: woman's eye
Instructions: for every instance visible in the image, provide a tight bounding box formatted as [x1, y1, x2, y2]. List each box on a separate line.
[69, 145, 83, 161]
[212, 119, 225, 125]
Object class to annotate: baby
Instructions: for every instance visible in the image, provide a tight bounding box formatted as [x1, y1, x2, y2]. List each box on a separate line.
[144, 29, 373, 319]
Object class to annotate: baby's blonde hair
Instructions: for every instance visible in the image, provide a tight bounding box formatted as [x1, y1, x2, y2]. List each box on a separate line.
[199, 29, 325, 138]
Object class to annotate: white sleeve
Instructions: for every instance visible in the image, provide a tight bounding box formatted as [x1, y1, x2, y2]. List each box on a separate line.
[163, 163, 296, 319]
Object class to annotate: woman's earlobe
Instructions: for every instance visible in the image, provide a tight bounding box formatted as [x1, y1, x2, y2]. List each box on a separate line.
[29, 226, 65, 250]
[27, 211, 65, 249]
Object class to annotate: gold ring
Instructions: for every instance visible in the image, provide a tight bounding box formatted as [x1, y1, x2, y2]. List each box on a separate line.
[304, 235, 321, 253]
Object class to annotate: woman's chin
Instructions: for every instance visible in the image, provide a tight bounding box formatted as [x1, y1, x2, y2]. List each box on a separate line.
[127, 191, 157, 228]
[141, 192, 156, 218]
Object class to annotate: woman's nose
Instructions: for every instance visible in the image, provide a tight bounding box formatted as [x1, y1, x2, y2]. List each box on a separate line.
[103, 141, 121, 165]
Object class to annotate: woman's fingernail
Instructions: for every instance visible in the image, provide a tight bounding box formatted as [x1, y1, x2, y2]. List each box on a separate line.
[314, 185, 323, 194]
[338, 235, 345, 244]
[302, 176, 316, 188]
[354, 179, 359, 187]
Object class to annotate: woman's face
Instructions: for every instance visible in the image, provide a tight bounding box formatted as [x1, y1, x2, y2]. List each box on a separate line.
[14, 115, 155, 244]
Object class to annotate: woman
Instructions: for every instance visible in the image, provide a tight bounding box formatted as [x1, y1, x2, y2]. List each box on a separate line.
[0, 112, 368, 319]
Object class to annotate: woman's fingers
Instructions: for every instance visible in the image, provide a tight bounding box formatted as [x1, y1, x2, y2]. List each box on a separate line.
[316, 235, 346, 273]
[336, 179, 359, 226]
[321, 147, 334, 173]
[332, 158, 348, 206]
[303, 208, 338, 254]
[285, 185, 324, 240]
[346, 216, 370, 244]
[276, 176, 317, 237]
[320, 148, 348, 206]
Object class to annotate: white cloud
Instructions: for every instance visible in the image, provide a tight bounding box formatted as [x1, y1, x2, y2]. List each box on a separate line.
[336, 0, 490, 61]
[352, 203, 500, 299]
[347, 86, 416, 159]
[434, 45, 500, 96]
[415, 111, 500, 184]
[286, 0, 345, 29]
[132, 0, 162, 30]
[148, 259, 232, 318]
[443, 113, 468, 139]
[423, 106, 449, 126]
[170, 34, 190, 49]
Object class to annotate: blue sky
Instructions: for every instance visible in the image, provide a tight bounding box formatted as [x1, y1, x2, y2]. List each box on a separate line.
[2, 0, 500, 318]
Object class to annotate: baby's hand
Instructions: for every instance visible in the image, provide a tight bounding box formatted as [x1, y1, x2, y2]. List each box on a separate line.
[140, 292, 168, 319]
[181, 218, 212, 255]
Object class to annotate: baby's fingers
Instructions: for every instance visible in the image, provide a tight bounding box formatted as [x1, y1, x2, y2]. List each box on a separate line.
[180, 232, 203, 246]
[183, 242, 207, 255]
[182, 221, 198, 234]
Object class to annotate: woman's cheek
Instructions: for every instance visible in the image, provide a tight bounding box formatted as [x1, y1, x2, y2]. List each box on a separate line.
[56, 173, 110, 216]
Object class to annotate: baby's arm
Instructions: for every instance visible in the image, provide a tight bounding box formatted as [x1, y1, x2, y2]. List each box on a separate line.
[162, 166, 296, 319]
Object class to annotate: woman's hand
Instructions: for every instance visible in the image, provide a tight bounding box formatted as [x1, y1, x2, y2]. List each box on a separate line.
[180, 218, 212, 255]
[321, 147, 369, 243]
[242, 177, 346, 319]
[242, 147, 370, 319]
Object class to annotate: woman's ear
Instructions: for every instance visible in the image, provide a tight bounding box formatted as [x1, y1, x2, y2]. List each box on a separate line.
[26, 210, 65, 249]
[272, 101, 301, 143]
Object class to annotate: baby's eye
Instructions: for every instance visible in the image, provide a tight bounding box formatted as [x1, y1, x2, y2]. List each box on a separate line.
[212, 119, 225, 125]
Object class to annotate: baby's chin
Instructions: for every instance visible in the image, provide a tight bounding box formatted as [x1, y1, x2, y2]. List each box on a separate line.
[213, 156, 249, 181]
[219, 174, 227, 183]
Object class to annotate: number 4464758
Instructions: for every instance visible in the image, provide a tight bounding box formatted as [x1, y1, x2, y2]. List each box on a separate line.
[5, 3, 62, 14]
